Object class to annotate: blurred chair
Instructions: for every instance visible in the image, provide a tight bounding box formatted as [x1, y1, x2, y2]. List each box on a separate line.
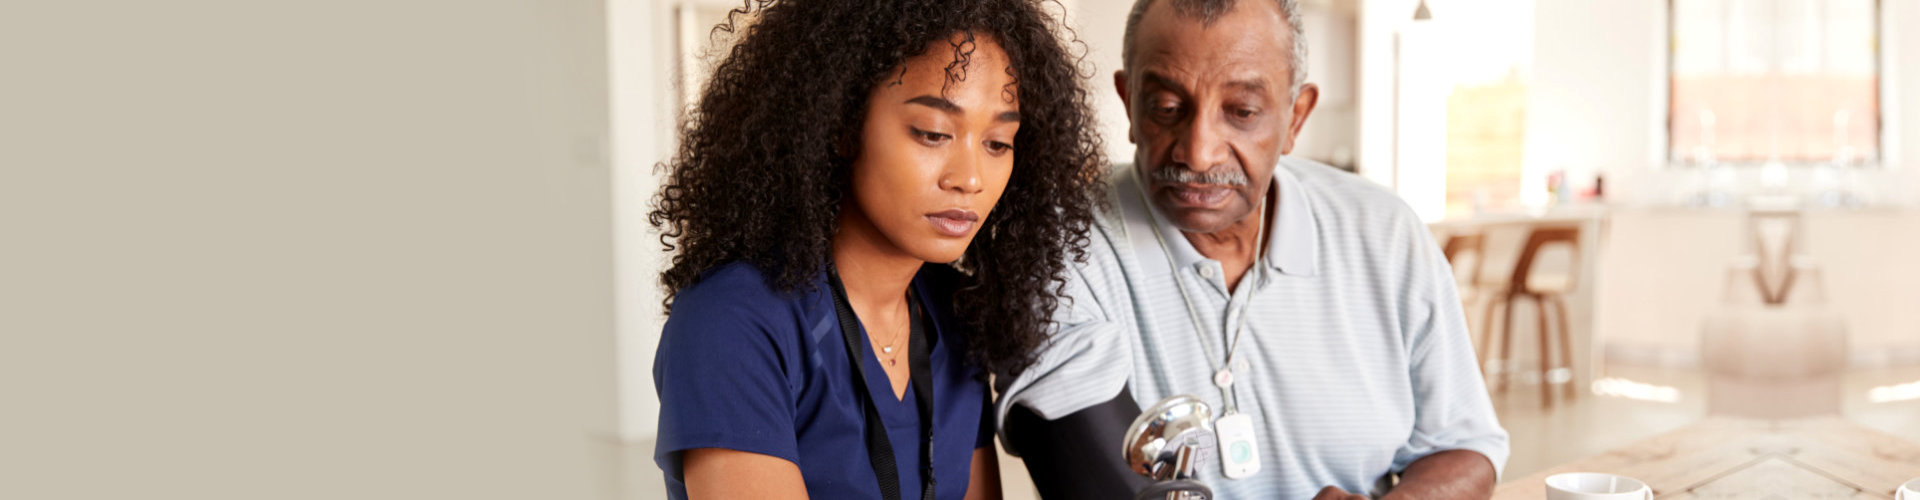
[1442, 232, 1494, 357]
[1441, 232, 1488, 304]
[1479, 226, 1581, 408]
[1747, 209, 1801, 305]
[1700, 210, 1847, 418]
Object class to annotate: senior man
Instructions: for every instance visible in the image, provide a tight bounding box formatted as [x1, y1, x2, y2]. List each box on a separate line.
[996, 0, 1508, 498]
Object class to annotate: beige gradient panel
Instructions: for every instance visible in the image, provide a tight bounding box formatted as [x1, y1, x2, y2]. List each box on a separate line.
[1, 1, 620, 499]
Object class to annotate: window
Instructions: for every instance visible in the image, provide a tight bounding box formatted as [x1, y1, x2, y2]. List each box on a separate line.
[1429, 0, 1534, 217]
[1668, 0, 1881, 167]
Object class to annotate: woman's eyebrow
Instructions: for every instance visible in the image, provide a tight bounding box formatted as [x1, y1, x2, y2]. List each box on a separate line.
[908, 95, 1020, 123]
[905, 95, 961, 113]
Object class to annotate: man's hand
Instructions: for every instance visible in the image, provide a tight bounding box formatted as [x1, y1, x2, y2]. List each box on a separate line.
[1313, 486, 1369, 500]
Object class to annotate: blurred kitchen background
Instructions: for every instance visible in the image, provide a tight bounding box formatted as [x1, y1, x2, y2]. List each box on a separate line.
[635, 0, 1920, 496]
[7, 0, 1918, 498]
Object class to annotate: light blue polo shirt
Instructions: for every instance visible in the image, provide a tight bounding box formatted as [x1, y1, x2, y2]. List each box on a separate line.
[997, 157, 1509, 498]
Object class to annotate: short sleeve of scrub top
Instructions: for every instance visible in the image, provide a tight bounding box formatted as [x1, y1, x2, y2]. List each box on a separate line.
[652, 262, 992, 500]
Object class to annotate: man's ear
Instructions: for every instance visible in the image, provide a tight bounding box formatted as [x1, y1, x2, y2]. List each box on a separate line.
[1114, 70, 1135, 145]
[1281, 83, 1319, 155]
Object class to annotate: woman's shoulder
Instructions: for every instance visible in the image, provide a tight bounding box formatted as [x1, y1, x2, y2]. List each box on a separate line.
[663, 262, 826, 346]
[675, 261, 820, 306]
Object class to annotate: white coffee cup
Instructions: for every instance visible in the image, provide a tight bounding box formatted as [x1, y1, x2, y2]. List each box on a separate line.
[1896, 478, 1920, 500]
[1545, 472, 1653, 500]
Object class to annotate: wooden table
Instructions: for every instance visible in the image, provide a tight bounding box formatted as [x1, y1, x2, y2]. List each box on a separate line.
[1493, 418, 1920, 499]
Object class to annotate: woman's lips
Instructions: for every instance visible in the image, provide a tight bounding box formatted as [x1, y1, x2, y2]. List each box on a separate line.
[926, 210, 979, 237]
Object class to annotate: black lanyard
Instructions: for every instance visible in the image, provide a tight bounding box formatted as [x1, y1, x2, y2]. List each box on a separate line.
[827, 269, 937, 500]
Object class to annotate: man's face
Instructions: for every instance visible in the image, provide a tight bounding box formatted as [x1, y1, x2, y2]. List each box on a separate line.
[1118, 0, 1318, 234]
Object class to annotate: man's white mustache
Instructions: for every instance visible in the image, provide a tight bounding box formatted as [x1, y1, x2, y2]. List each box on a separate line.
[1151, 166, 1250, 186]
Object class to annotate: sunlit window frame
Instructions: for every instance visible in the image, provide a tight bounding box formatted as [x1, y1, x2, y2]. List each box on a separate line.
[1663, 0, 1890, 169]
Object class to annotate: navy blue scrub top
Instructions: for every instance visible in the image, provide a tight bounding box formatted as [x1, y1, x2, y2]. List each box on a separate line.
[653, 262, 993, 499]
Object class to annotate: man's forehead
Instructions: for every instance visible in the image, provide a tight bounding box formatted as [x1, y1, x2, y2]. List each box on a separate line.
[1130, 0, 1292, 82]
[1137, 65, 1273, 96]
[1133, 40, 1286, 96]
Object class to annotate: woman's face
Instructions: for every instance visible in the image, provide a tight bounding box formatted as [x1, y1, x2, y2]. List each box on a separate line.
[847, 33, 1020, 265]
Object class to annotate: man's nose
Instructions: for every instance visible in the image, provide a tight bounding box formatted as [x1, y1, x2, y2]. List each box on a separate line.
[1169, 111, 1230, 172]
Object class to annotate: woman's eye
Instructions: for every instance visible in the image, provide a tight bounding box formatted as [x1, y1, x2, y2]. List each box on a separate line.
[912, 127, 952, 145]
[986, 141, 1014, 155]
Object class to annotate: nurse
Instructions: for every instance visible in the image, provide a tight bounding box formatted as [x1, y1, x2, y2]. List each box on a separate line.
[647, 0, 1105, 498]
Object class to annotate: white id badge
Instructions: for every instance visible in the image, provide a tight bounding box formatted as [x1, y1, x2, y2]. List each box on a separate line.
[1216, 412, 1261, 479]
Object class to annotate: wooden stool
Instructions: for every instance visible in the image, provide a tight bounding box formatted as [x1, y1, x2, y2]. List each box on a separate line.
[1479, 226, 1581, 408]
[1442, 232, 1487, 288]
[1441, 232, 1490, 348]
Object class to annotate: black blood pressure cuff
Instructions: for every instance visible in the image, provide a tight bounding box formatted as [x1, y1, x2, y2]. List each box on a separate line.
[1003, 388, 1152, 500]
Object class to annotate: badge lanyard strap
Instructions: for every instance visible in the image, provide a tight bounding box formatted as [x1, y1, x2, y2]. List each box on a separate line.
[1133, 174, 1266, 416]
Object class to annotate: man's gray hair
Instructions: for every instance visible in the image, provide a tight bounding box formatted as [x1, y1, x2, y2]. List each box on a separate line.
[1121, 0, 1308, 95]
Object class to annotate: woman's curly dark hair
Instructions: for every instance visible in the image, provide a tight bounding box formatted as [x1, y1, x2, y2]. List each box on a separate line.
[651, 0, 1106, 375]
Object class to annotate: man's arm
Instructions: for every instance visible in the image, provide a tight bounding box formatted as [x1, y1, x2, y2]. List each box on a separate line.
[1381, 449, 1496, 500]
[1309, 449, 1494, 500]
[1003, 390, 1151, 500]
[1344, 213, 1508, 500]
[994, 237, 1149, 499]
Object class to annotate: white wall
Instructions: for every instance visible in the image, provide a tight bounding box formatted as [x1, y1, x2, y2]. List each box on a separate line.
[1523, 0, 1665, 205]
[1394, 23, 1451, 222]
[2, 1, 620, 499]
[1289, 3, 1361, 169]
[1059, 0, 1136, 165]
[1896, 0, 1919, 179]
[1357, 0, 1417, 188]
[610, 0, 677, 442]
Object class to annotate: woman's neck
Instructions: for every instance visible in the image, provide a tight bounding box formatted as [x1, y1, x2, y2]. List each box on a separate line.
[831, 206, 923, 313]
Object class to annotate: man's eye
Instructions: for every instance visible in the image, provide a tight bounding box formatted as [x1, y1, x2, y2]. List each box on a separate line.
[1232, 108, 1259, 119]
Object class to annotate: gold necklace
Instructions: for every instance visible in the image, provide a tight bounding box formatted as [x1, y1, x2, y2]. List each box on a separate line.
[877, 293, 916, 366]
